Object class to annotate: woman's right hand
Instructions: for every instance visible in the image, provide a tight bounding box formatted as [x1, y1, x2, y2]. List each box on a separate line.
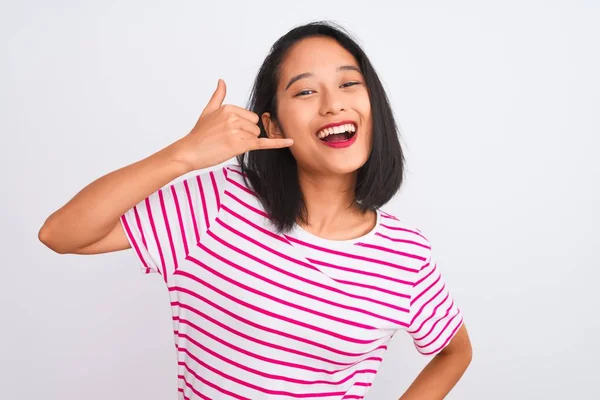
[171, 79, 294, 171]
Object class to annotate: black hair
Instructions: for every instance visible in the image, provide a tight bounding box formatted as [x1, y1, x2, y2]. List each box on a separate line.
[237, 20, 405, 234]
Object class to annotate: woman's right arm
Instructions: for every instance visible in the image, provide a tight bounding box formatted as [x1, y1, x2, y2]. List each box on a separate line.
[38, 142, 191, 255]
[38, 79, 293, 255]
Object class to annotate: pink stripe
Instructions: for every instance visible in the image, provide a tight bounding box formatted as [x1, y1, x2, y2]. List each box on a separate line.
[222, 203, 284, 243]
[177, 388, 192, 400]
[187, 252, 376, 330]
[334, 279, 410, 300]
[414, 263, 436, 287]
[177, 332, 377, 385]
[212, 215, 325, 271]
[223, 195, 413, 298]
[410, 274, 442, 306]
[169, 289, 386, 358]
[307, 257, 413, 287]
[213, 217, 410, 317]
[227, 166, 247, 178]
[174, 323, 378, 374]
[159, 188, 178, 273]
[227, 175, 257, 197]
[285, 235, 419, 273]
[219, 196, 412, 310]
[209, 170, 221, 209]
[374, 232, 430, 249]
[178, 377, 212, 399]
[145, 196, 167, 278]
[178, 378, 211, 400]
[407, 287, 450, 335]
[133, 207, 152, 273]
[421, 315, 463, 355]
[409, 287, 447, 332]
[418, 312, 462, 353]
[380, 223, 427, 241]
[174, 269, 378, 344]
[225, 190, 270, 218]
[413, 299, 455, 342]
[354, 242, 426, 261]
[120, 213, 152, 273]
[170, 184, 188, 261]
[178, 352, 348, 398]
[196, 174, 210, 229]
[178, 369, 249, 399]
[183, 179, 201, 244]
[196, 239, 408, 323]
[172, 307, 384, 367]
[132, 206, 151, 267]
[379, 211, 398, 220]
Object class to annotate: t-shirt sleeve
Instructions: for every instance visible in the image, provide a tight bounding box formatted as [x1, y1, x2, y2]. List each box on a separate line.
[119, 165, 229, 281]
[407, 241, 464, 356]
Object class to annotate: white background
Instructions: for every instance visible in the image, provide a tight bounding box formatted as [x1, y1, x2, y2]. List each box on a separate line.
[2, 1, 599, 399]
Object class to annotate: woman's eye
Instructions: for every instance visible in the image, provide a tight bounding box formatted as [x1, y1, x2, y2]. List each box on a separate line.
[341, 81, 361, 88]
[295, 82, 361, 97]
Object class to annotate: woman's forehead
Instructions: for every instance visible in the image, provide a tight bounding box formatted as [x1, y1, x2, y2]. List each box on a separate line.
[279, 37, 360, 82]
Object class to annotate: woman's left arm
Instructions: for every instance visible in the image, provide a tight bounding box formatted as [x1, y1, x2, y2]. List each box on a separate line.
[400, 324, 472, 400]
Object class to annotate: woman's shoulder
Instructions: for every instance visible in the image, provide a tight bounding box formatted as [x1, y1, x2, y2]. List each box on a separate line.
[176, 161, 245, 188]
[377, 209, 432, 246]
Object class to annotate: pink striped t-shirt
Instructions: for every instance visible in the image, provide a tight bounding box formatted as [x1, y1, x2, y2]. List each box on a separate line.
[120, 163, 464, 400]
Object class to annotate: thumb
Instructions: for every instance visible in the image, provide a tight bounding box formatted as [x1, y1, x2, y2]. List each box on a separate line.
[201, 79, 227, 116]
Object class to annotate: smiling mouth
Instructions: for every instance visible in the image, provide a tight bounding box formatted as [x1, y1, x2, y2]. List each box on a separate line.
[316, 123, 358, 143]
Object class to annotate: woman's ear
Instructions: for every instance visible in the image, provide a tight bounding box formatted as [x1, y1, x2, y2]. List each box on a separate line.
[261, 112, 284, 139]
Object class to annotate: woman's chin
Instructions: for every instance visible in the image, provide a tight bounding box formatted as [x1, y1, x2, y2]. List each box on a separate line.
[295, 149, 370, 176]
[322, 157, 369, 175]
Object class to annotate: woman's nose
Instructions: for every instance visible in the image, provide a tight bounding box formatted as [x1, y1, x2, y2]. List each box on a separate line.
[319, 89, 346, 115]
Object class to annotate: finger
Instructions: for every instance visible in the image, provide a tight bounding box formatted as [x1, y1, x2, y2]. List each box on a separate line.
[249, 137, 294, 150]
[237, 119, 262, 137]
[225, 105, 260, 124]
[201, 79, 227, 117]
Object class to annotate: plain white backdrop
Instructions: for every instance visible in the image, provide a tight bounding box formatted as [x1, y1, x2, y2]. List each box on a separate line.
[2, 0, 599, 399]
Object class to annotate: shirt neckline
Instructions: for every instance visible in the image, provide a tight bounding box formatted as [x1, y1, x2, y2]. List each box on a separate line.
[286, 209, 381, 248]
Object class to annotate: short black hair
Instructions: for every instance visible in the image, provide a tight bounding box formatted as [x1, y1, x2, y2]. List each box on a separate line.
[237, 20, 405, 234]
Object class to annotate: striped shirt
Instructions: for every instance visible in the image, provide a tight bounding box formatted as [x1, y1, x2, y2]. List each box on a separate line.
[120, 163, 463, 400]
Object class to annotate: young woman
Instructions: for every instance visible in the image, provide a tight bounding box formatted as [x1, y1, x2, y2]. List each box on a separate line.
[39, 21, 471, 400]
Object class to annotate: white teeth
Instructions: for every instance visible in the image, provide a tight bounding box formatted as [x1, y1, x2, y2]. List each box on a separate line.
[317, 123, 356, 139]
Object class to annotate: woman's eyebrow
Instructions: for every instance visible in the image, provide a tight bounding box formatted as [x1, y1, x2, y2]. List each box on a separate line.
[284, 65, 361, 91]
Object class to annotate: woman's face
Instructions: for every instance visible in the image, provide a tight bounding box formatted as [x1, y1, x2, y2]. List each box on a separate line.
[263, 36, 373, 176]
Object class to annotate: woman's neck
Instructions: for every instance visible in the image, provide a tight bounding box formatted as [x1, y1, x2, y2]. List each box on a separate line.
[296, 167, 375, 240]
